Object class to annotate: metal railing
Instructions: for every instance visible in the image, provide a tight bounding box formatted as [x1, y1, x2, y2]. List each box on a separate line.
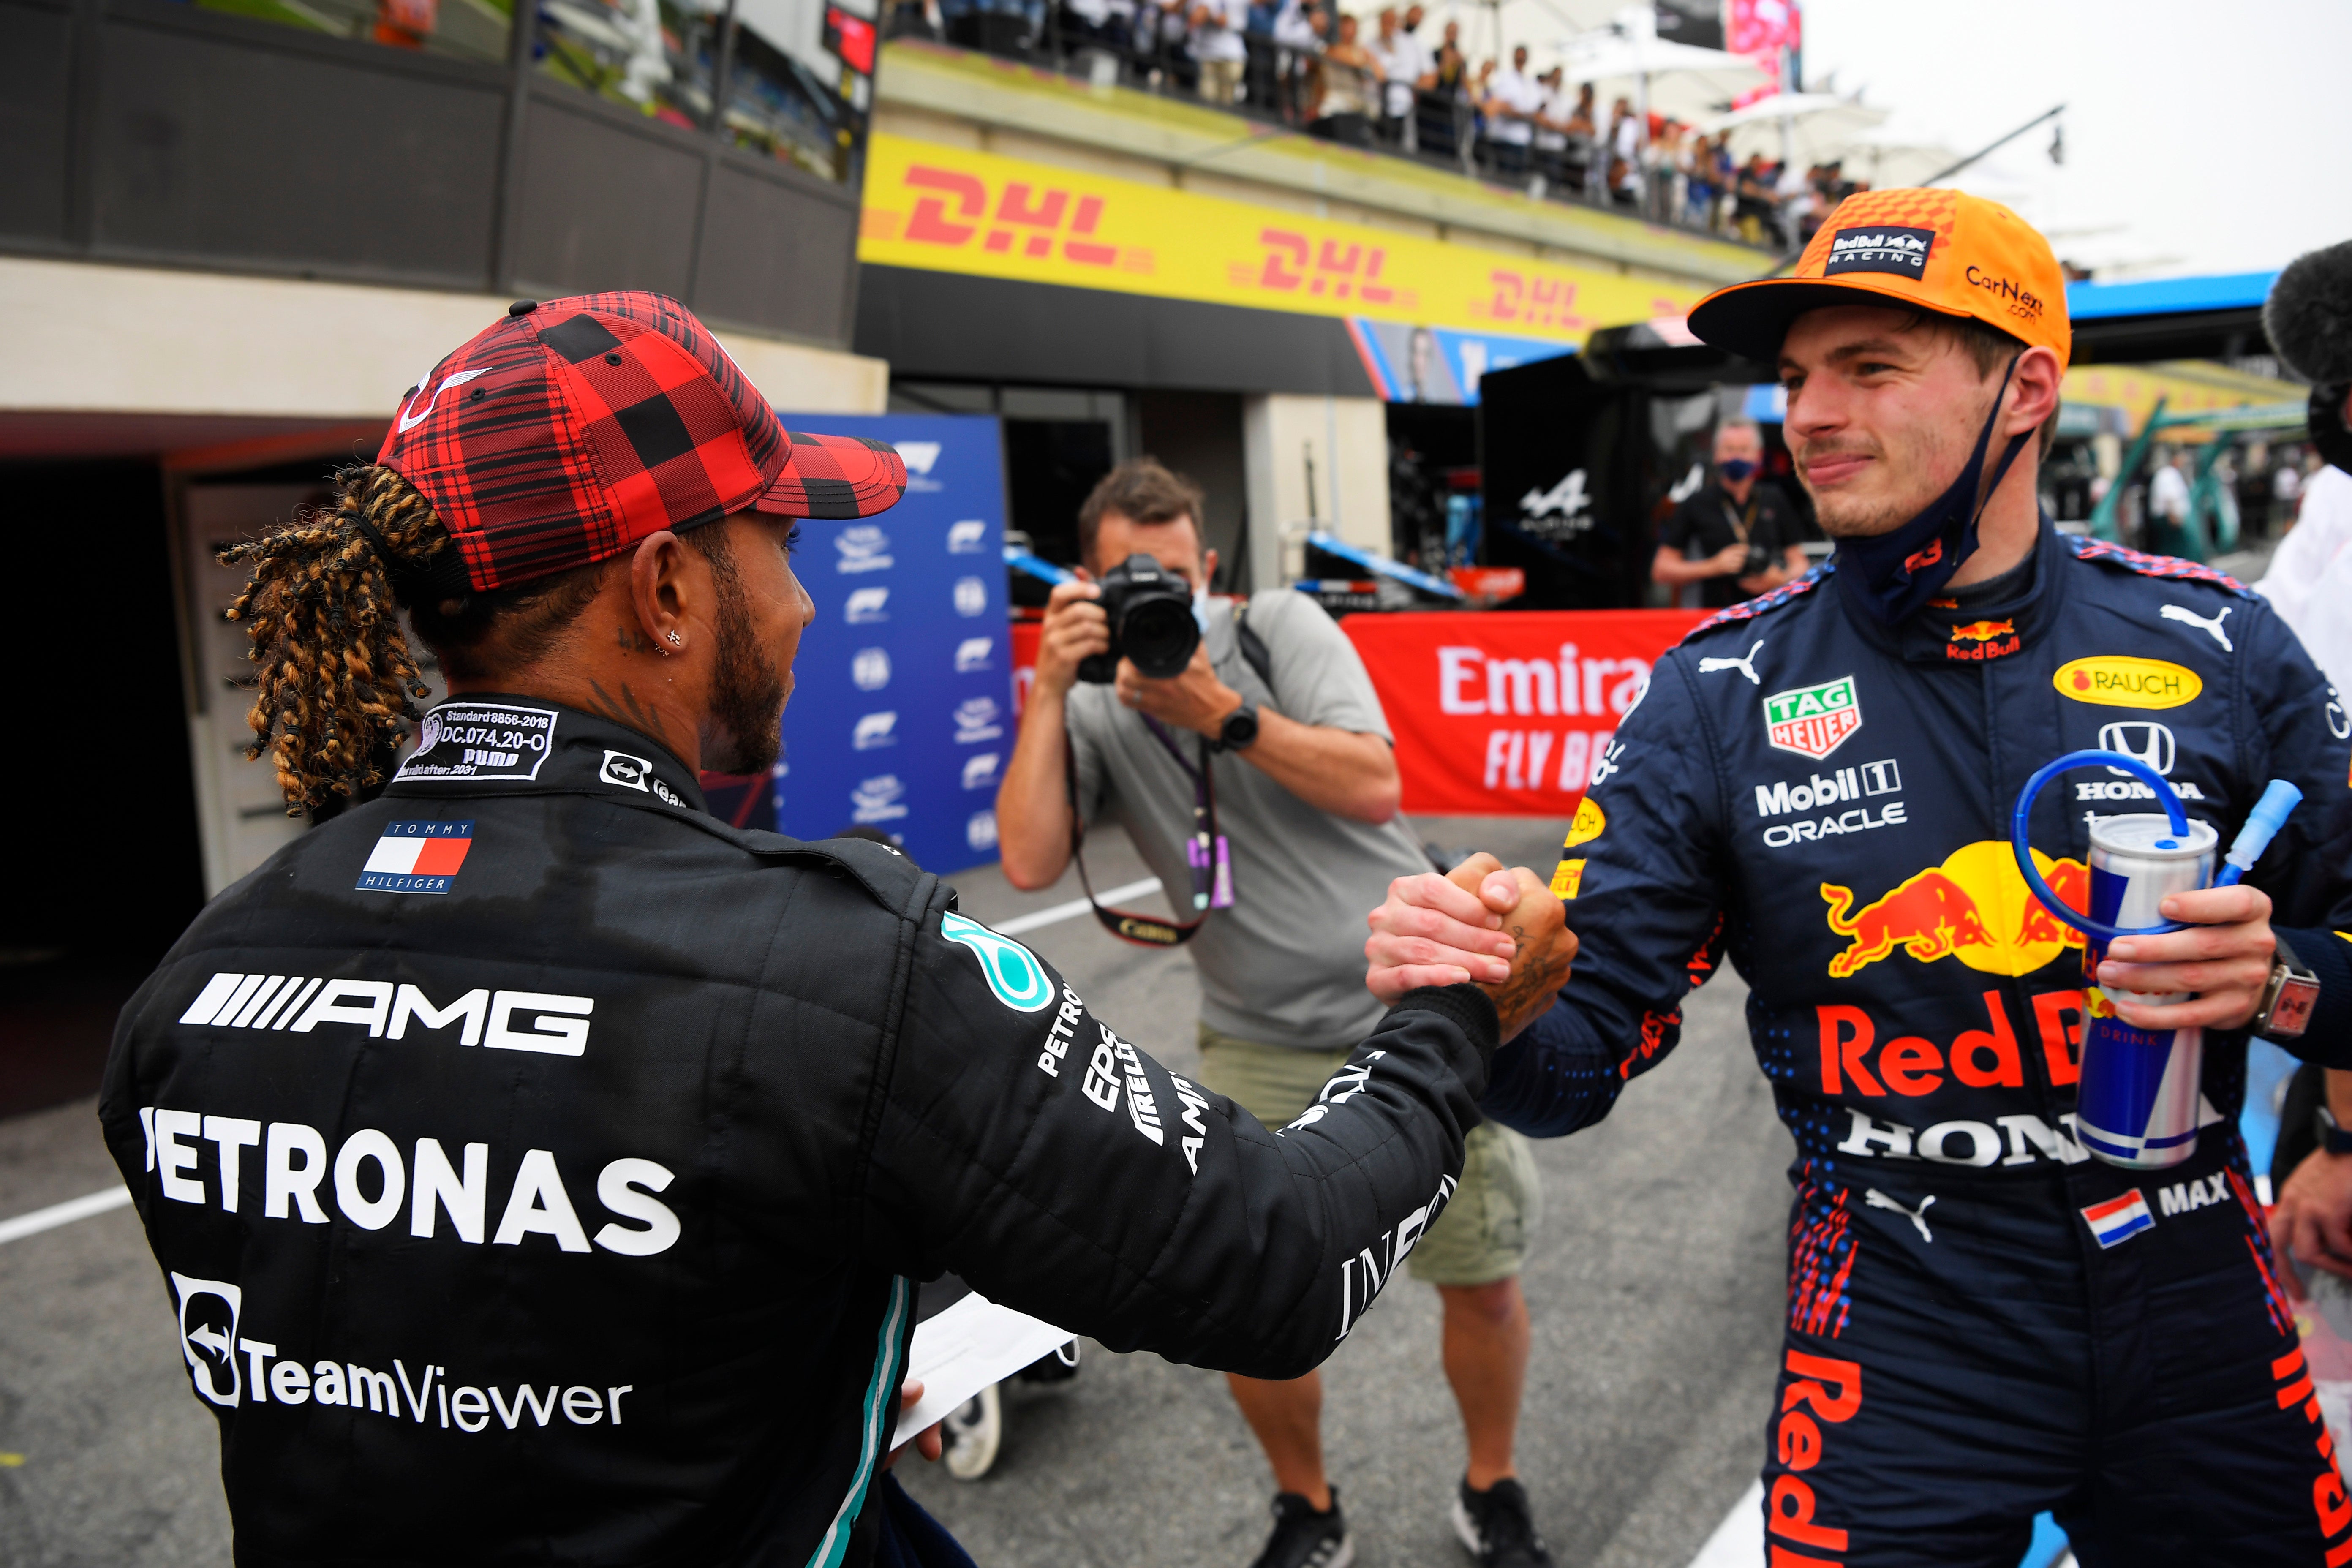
[884, 5, 1780, 248]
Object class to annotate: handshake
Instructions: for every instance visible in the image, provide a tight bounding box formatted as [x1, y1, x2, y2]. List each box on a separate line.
[1365, 854, 1578, 1044]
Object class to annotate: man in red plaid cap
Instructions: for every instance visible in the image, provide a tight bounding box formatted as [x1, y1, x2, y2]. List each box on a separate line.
[97, 291, 1573, 1568]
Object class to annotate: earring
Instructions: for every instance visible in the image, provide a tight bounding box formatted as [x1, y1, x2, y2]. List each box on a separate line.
[666, 630, 684, 648]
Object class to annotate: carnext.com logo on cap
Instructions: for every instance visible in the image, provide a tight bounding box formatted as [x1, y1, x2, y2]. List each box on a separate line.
[1823, 226, 1936, 281]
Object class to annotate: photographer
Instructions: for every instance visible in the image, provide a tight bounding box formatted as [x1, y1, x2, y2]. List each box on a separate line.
[1651, 418, 1807, 609]
[996, 458, 1558, 1568]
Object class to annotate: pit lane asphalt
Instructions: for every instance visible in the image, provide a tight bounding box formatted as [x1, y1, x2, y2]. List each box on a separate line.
[0, 815, 1793, 1568]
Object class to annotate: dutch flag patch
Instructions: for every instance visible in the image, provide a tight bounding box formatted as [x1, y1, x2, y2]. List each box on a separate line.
[2080, 1189, 2156, 1249]
[357, 820, 474, 895]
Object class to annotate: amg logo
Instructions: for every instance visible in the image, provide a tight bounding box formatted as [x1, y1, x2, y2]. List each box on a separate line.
[179, 974, 593, 1056]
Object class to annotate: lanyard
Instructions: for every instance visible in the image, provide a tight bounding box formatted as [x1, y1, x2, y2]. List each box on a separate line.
[1062, 715, 1234, 948]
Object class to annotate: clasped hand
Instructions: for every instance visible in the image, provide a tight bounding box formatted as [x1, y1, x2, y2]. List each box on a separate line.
[1366, 853, 1576, 1042]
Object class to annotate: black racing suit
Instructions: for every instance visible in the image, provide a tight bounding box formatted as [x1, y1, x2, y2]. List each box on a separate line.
[100, 698, 1496, 1568]
[1487, 523, 2352, 1566]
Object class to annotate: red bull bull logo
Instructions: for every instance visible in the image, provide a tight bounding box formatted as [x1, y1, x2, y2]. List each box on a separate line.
[1944, 618, 2020, 662]
[1821, 841, 2088, 979]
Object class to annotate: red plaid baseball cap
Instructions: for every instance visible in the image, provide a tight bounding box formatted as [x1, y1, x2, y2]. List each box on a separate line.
[377, 291, 906, 593]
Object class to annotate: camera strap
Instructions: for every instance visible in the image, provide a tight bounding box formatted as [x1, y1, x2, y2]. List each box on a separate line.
[1062, 716, 1233, 949]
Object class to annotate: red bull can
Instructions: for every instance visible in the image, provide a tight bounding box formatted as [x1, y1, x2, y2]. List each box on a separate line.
[2073, 814, 2219, 1168]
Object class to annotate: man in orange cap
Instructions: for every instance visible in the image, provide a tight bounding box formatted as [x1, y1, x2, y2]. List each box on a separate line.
[1361, 192, 2352, 1562]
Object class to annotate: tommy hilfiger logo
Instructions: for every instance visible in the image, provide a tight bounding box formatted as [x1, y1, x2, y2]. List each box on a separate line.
[358, 821, 473, 895]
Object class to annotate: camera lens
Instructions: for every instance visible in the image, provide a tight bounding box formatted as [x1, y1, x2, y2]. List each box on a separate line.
[1121, 595, 1200, 679]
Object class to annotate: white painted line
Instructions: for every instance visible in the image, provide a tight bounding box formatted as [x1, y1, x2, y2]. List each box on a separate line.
[1687, 1480, 1762, 1568]
[0, 1184, 132, 1246]
[989, 878, 1164, 937]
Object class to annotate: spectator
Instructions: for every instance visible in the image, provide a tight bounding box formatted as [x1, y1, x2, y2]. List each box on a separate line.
[996, 460, 1559, 1568]
[1309, 12, 1378, 146]
[1651, 419, 1808, 609]
[1190, 0, 1248, 103]
[1531, 66, 1570, 191]
[1563, 81, 1599, 199]
[1420, 19, 1470, 156]
[2278, 444, 2308, 529]
[1683, 130, 1717, 227]
[1733, 151, 1773, 243]
[2149, 446, 2192, 549]
[1369, 6, 1429, 147]
[1481, 45, 1540, 177]
[1269, 0, 1319, 120]
[1604, 95, 1642, 207]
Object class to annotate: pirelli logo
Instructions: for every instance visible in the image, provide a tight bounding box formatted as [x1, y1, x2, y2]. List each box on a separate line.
[178, 973, 594, 1056]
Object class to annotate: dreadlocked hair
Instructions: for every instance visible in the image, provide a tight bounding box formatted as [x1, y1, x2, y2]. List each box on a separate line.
[222, 463, 611, 817]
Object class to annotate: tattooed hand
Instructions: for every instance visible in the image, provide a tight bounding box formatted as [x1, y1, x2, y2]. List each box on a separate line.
[1466, 861, 1575, 1043]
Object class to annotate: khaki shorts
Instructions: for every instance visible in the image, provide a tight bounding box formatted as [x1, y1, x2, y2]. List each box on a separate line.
[1195, 1023, 1541, 1288]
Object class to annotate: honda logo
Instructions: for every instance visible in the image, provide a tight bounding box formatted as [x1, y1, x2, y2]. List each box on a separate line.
[2099, 721, 2174, 777]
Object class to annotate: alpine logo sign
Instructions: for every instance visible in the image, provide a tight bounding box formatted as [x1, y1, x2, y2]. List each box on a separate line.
[1764, 675, 1863, 761]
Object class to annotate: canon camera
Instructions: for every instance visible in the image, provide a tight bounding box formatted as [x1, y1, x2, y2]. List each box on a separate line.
[1076, 553, 1200, 683]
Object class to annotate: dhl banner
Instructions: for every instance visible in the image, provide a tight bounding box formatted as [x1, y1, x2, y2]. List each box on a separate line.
[1341, 610, 1704, 817]
[859, 133, 1704, 353]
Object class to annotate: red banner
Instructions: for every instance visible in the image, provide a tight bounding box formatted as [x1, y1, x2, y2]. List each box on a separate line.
[1344, 610, 1704, 816]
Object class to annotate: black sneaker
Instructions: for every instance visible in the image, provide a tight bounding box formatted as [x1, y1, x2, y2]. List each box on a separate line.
[1247, 1489, 1353, 1568]
[1451, 1477, 1554, 1568]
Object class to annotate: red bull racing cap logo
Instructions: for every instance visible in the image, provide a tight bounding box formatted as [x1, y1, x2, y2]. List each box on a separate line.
[1764, 675, 1862, 762]
[1822, 841, 2088, 979]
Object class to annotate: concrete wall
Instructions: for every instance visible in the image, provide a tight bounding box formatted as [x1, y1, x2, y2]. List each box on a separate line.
[1242, 394, 1391, 589]
[0, 258, 890, 426]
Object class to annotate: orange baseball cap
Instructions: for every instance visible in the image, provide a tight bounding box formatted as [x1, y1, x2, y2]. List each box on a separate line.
[1688, 188, 2071, 369]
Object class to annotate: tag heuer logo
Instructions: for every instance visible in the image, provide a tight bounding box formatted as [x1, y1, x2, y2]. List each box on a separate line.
[1764, 676, 1862, 760]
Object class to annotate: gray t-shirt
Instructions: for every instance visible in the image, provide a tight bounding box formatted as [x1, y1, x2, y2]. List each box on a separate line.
[1067, 589, 1433, 1050]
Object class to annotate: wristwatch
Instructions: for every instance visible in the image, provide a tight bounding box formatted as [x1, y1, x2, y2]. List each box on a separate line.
[2316, 1106, 2352, 1159]
[1217, 701, 1260, 752]
[2253, 932, 2320, 1041]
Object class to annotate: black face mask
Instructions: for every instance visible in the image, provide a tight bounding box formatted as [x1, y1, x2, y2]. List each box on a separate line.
[1831, 354, 2034, 625]
[2311, 383, 2352, 475]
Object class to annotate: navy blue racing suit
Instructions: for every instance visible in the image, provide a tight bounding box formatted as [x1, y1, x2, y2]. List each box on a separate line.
[1489, 523, 2352, 1566]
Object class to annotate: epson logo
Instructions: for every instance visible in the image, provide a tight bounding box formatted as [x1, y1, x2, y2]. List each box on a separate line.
[1756, 758, 1901, 818]
[852, 712, 898, 751]
[954, 637, 993, 673]
[845, 588, 889, 624]
[180, 974, 594, 1056]
[947, 519, 987, 554]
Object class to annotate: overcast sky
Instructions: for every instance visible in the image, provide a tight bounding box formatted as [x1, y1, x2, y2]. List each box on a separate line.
[1804, 0, 2351, 280]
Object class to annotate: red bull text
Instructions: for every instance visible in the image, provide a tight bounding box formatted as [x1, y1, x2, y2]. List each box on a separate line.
[2073, 815, 2218, 1169]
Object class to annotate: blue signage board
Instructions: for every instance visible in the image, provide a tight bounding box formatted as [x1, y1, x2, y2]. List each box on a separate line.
[770, 413, 1010, 874]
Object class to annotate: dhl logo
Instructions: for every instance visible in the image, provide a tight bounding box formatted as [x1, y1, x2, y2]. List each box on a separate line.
[879, 165, 1147, 272]
[1821, 841, 2088, 979]
[1237, 230, 1404, 305]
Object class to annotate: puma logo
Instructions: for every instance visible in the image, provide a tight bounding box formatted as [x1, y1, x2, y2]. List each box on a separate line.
[2159, 603, 2232, 652]
[1865, 1187, 1936, 1244]
[1698, 638, 1766, 686]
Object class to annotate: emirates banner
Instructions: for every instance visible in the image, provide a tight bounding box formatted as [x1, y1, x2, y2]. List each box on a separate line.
[1343, 610, 1706, 817]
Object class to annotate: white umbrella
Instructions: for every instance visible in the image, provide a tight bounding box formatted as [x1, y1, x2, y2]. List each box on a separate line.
[1550, 6, 1769, 152]
[1701, 91, 1887, 169]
